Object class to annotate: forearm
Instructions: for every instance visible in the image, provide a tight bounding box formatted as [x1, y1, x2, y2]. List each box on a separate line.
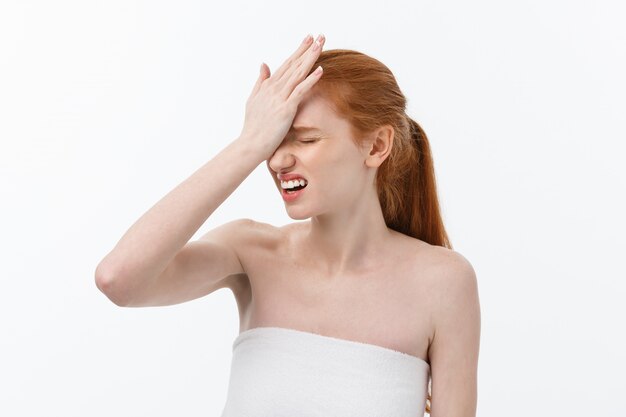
[95, 137, 264, 289]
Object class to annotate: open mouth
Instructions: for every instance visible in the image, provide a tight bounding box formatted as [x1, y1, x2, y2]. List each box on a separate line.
[285, 183, 307, 193]
[280, 178, 308, 194]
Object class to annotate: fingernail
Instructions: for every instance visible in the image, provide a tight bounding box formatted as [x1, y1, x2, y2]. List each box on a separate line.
[304, 34, 313, 44]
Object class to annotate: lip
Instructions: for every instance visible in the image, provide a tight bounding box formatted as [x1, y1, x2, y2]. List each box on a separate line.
[277, 173, 307, 181]
[280, 184, 307, 202]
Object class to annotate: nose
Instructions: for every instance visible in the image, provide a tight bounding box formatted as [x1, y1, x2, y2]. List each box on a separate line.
[267, 140, 296, 173]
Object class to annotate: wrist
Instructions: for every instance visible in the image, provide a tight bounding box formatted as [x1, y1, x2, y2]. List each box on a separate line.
[231, 135, 269, 165]
[233, 134, 272, 163]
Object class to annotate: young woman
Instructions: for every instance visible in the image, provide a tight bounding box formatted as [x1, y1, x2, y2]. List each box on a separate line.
[95, 34, 481, 417]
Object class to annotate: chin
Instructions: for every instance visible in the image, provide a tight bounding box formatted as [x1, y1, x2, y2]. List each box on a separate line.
[284, 206, 313, 221]
[286, 211, 312, 221]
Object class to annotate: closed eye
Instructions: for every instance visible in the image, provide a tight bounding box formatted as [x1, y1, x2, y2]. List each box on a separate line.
[299, 137, 320, 143]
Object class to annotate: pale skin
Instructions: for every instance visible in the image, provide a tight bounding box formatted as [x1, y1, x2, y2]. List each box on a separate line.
[95, 34, 480, 417]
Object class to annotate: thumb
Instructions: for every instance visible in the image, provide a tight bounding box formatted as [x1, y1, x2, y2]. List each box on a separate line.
[261, 62, 271, 78]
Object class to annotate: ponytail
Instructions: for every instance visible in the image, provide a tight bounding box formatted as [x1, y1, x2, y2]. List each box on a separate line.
[373, 114, 451, 249]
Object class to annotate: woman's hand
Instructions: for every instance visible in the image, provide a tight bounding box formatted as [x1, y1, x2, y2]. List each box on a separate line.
[238, 34, 326, 161]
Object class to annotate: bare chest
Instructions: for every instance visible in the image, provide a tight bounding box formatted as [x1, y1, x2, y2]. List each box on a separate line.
[232, 233, 435, 364]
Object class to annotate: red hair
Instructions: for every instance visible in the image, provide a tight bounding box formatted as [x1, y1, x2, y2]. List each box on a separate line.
[309, 49, 452, 250]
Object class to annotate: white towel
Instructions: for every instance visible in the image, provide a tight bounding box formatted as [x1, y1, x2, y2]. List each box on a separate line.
[220, 326, 430, 417]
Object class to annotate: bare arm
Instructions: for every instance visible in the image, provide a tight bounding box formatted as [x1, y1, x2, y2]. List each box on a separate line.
[94, 139, 264, 306]
[428, 251, 481, 417]
[95, 34, 327, 307]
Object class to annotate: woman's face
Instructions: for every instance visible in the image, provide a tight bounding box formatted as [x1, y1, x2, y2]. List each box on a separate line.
[266, 90, 373, 220]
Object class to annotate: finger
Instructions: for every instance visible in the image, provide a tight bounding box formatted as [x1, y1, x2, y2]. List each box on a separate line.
[271, 34, 315, 82]
[276, 34, 325, 85]
[280, 35, 325, 98]
[251, 62, 271, 97]
[286, 65, 323, 107]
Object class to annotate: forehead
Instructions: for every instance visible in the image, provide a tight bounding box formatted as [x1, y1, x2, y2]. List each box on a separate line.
[289, 92, 348, 134]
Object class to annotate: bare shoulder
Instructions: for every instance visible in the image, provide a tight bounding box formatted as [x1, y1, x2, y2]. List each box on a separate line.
[194, 218, 282, 294]
[390, 231, 475, 280]
[418, 244, 479, 304]
[197, 218, 282, 275]
[386, 231, 479, 307]
[423, 245, 481, 350]
[424, 245, 476, 279]
[199, 217, 279, 249]
[396, 235, 479, 330]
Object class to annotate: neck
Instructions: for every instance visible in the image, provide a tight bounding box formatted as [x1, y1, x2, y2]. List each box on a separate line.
[304, 188, 392, 277]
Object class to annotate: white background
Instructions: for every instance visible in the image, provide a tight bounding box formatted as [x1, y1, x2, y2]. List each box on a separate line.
[1, 0, 625, 416]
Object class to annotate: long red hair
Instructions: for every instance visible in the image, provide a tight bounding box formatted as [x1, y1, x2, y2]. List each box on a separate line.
[310, 49, 452, 250]
[309, 49, 452, 413]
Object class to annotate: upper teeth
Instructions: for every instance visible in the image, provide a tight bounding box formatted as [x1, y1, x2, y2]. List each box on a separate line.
[281, 179, 308, 189]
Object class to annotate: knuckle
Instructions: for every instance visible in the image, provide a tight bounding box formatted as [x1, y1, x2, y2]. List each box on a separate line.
[281, 101, 296, 114]
[265, 82, 278, 94]
[278, 101, 291, 112]
[285, 102, 297, 115]
[297, 65, 308, 78]
[290, 83, 303, 96]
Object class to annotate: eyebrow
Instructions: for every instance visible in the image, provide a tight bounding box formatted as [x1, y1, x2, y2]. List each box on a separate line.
[289, 126, 322, 133]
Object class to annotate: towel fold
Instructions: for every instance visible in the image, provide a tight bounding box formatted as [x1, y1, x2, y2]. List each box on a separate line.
[220, 326, 430, 417]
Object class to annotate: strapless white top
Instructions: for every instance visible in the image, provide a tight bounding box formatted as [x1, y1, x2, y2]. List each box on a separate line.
[220, 326, 431, 417]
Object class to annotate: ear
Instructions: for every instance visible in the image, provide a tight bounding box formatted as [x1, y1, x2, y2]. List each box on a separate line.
[364, 125, 394, 168]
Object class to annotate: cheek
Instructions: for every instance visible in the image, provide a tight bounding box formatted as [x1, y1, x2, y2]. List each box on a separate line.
[314, 164, 360, 195]
[323, 149, 361, 174]
[307, 144, 362, 187]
